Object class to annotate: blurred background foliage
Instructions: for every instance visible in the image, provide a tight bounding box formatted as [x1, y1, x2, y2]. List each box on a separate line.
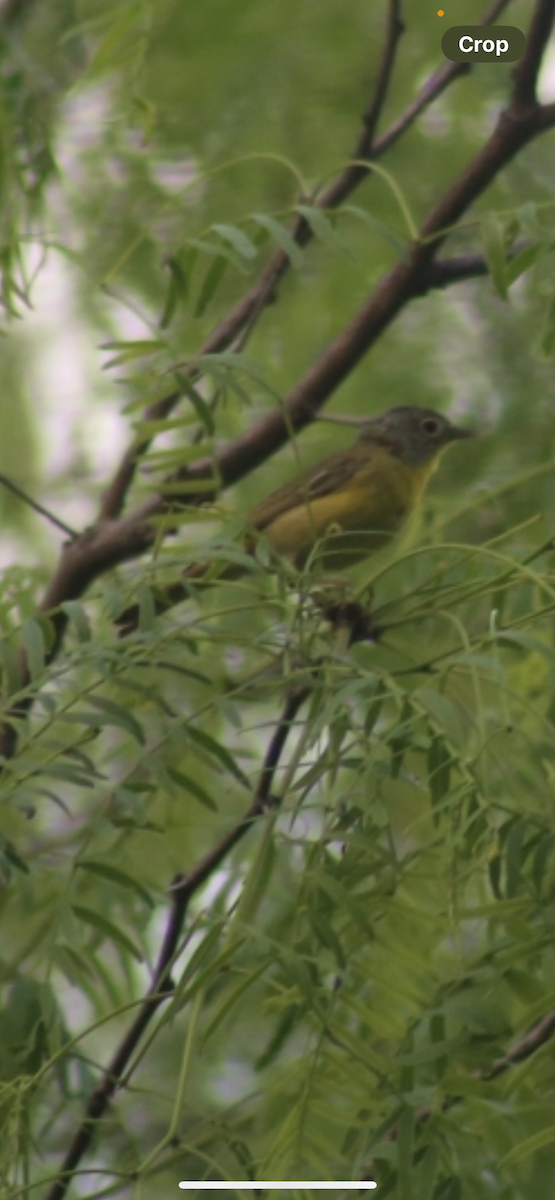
[1, 0, 555, 1197]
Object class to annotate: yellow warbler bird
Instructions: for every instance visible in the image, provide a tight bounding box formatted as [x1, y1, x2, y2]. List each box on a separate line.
[245, 405, 474, 572]
[117, 406, 475, 634]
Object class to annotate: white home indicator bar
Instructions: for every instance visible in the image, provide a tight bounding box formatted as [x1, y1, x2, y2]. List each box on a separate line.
[179, 1185, 378, 1191]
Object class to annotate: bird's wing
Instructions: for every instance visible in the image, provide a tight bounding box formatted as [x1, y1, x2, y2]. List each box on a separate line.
[249, 444, 370, 532]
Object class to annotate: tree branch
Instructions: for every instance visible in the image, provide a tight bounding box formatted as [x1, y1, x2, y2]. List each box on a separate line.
[181, 115, 552, 498]
[486, 1010, 555, 1077]
[420, 240, 530, 291]
[512, 0, 555, 109]
[370, 0, 514, 158]
[43, 682, 310, 1200]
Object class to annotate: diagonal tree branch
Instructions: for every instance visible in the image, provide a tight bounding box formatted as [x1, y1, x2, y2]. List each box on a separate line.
[182, 120, 555, 497]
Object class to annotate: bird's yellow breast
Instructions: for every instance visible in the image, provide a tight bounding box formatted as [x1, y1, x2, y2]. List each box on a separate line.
[263, 448, 438, 570]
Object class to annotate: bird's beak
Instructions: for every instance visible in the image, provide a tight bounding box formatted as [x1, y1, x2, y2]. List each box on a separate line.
[449, 424, 477, 441]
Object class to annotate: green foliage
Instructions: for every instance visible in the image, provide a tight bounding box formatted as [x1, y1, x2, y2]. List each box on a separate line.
[4, 528, 555, 1195]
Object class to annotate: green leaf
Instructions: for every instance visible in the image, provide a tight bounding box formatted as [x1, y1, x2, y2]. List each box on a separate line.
[52, 942, 96, 986]
[500, 1123, 555, 1166]
[41, 761, 97, 786]
[76, 860, 154, 906]
[134, 582, 156, 631]
[187, 237, 238, 265]
[497, 629, 555, 662]
[203, 962, 269, 1043]
[397, 1107, 415, 1199]
[100, 339, 165, 369]
[60, 601, 92, 643]
[314, 870, 375, 937]
[427, 734, 451, 809]
[212, 223, 258, 260]
[481, 212, 508, 300]
[516, 201, 542, 238]
[71, 905, 144, 962]
[0, 638, 22, 692]
[252, 213, 304, 266]
[343, 203, 408, 256]
[433, 1179, 462, 1200]
[504, 241, 540, 286]
[417, 689, 462, 746]
[504, 818, 529, 898]
[3, 841, 30, 875]
[488, 852, 503, 900]
[295, 204, 351, 257]
[79, 695, 145, 744]
[532, 834, 555, 896]
[159, 255, 189, 329]
[157, 477, 218, 496]
[186, 724, 250, 787]
[176, 934, 246, 1004]
[256, 1005, 300, 1070]
[310, 909, 346, 966]
[20, 618, 46, 679]
[194, 254, 229, 317]
[85, 6, 148, 79]
[174, 371, 216, 433]
[165, 767, 218, 811]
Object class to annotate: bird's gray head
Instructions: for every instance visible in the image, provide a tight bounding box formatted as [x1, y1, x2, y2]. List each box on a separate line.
[357, 406, 475, 465]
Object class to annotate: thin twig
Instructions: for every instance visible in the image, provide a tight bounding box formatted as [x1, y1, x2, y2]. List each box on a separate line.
[0, 474, 77, 537]
[486, 1010, 555, 1078]
[373, 0, 514, 159]
[334, 1009, 555, 1197]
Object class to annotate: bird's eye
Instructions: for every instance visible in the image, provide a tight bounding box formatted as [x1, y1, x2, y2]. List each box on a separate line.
[422, 418, 440, 435]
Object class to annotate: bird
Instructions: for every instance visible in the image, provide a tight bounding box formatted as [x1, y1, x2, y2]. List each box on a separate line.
[117, 405, 475, 635]
[244, 405, 475, 573]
